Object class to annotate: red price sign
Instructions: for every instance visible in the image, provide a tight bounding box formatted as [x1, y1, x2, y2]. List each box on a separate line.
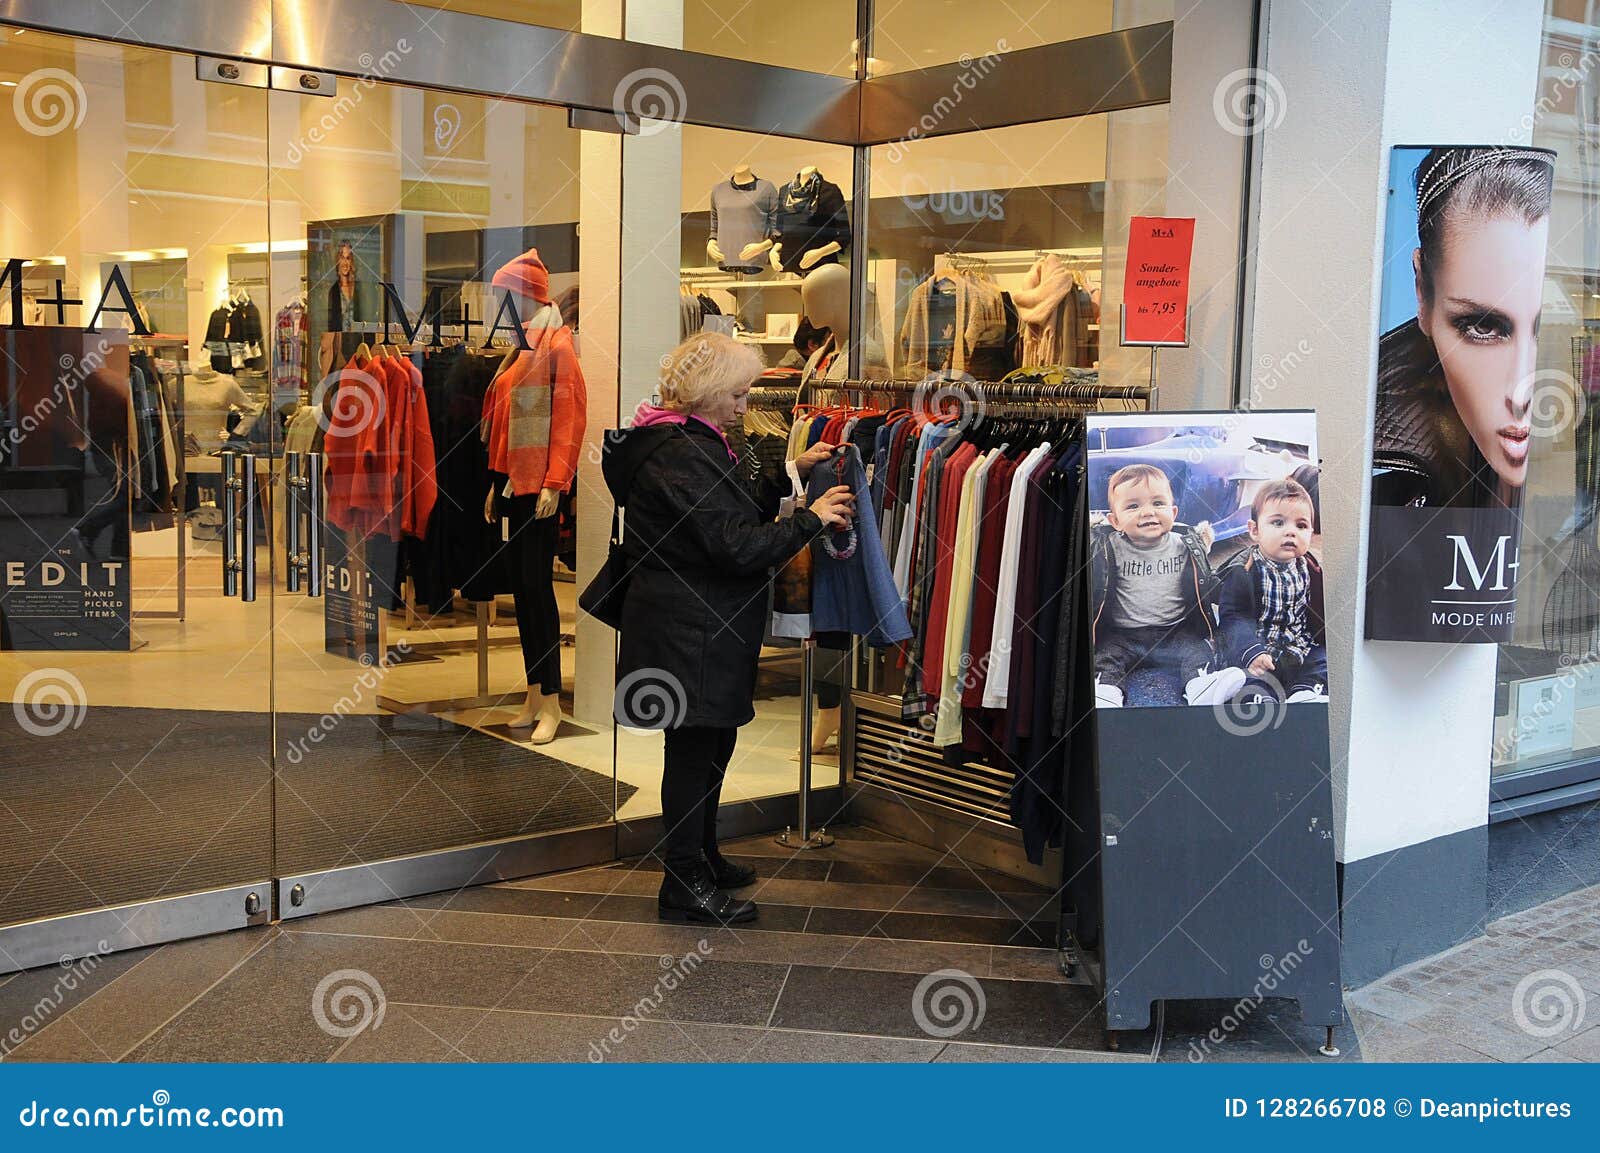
[1121, 217, 1195, 346]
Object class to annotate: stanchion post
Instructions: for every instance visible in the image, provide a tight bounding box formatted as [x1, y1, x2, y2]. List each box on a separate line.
[778, 635, 834, 850]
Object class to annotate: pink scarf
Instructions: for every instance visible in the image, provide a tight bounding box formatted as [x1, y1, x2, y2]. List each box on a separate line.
[631, 401, 736, 461]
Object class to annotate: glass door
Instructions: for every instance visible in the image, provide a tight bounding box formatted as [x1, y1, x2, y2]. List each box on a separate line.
[0, 29, 274, 969]
[265, 75, 618, 914]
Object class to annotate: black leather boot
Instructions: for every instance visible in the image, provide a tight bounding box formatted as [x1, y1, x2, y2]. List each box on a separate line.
[658, 863, 758, 925]
[705, 850, 757, 890]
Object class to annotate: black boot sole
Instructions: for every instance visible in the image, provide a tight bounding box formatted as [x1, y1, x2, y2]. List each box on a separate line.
[657, 903, 758, 926]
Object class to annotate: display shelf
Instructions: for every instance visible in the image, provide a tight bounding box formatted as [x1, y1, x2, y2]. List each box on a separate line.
[681, 276, 804, 291]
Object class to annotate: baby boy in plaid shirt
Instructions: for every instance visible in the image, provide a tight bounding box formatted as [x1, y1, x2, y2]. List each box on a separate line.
[1216, 478, 1329, 703]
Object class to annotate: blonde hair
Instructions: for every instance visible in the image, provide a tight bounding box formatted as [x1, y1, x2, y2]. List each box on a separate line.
[659, 332, 763, 413]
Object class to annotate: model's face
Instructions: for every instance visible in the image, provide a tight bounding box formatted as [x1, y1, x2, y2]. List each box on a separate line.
[1251, 499, 1314, 564]
[337, 248, 355, 278]
[696, 382, 750, 429]
[1415, 212, 1549, 490]
[1107, 477, 1176, 546]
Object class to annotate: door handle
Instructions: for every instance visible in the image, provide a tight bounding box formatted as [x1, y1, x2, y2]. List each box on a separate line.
[285, 451, 325, 597]
[285, 451, 302, 594]
[220, 453, 258, 602]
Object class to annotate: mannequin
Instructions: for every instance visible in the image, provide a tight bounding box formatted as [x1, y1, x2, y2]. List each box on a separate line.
[771, 166, 849, 275]
[480, 248, 587, 743]
[185, 359, 256, 453]
[706, 163, 777, 274]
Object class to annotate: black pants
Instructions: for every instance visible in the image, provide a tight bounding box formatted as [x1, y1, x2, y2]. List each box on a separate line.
[505, 494, 562, 693]
[660, 725, 737, 873]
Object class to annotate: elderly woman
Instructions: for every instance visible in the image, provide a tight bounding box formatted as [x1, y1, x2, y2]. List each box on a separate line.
[602, 333, 853, 924]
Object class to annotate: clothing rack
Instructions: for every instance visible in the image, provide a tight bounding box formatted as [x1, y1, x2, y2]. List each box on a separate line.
[933, 246, 1101, 274]
[799, 376, 1149, 410]
[774, 376, 1148, 851]
[809, 375, 1151, 886]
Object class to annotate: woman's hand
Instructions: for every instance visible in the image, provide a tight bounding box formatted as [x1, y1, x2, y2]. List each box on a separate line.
[484, 485, 497, 525]
[795, 442, 835, 480]
[810, 484, 855, 530]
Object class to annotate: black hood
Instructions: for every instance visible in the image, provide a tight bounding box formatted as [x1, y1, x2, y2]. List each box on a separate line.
[601, 425, 676, 506]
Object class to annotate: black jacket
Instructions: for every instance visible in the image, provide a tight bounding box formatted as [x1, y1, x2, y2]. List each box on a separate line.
[604, 419, 822, 728]
[1088, 521, 1219, 648]
[772, 172, 850, 273]
[1216, 547, 1326, 667]
[1372, 319, 1498, 507]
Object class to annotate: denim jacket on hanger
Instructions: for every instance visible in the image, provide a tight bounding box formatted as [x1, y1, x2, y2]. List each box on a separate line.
[805, 444, 911, 646]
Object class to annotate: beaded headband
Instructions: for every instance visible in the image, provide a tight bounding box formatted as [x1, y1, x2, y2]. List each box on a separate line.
[1415, 146, 1555, 215]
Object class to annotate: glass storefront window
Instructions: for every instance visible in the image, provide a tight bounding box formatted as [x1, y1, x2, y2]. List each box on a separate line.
[870, 0, 1170, 75]
[1493, 12, 1600, 786]
[391, 0, 858, 75]
[613, 123, 858, 817]
[390, 1, 581, 33]
[685, 0, 858, 75]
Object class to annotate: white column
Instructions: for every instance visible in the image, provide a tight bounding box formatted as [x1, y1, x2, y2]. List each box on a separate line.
[572, 0, 685, 726]
[1249, 0, 1544, 975]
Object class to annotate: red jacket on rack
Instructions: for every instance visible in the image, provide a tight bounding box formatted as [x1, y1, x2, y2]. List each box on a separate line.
[324, 355, 390, 536]
[323, 352, 437, 540]
[398, 355, 437, 540]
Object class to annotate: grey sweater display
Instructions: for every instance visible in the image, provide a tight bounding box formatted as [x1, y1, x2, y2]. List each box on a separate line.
[708, 175, 778, 273]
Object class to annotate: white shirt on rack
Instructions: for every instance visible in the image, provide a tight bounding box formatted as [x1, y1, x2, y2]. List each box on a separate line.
[981, 441, 1051, 709]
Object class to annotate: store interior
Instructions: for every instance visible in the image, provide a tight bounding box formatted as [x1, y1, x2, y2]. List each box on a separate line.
[0, 11, 1170, 928]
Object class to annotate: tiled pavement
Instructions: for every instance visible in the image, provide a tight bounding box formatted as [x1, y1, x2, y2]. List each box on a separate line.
[0, 827, 1594, 1063]
[1338, 883, 1600, 1063]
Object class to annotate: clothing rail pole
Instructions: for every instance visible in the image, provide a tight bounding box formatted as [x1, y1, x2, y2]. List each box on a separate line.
[777, 636, 833, 850]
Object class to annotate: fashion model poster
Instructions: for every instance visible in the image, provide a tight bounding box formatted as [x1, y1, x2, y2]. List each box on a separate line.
[0, 330, 133, 651]
[1087, 411, 1326, 709]
[1367, 145, 1556, 642]
[308, 216, 388, 379]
